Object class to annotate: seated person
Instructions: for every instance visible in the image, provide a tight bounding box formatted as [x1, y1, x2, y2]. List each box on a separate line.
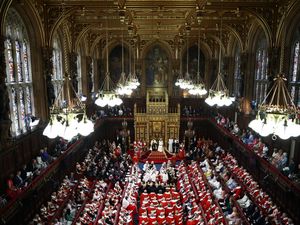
[40, 148, 53, 164]
[6, 174, 19, 199]
[13, 170, 24, 188]
[231, 123, 240, 136]
[36, 156, 47, 169]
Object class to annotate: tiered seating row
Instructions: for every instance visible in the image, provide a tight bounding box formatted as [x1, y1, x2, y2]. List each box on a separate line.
[188, 162, 227, 225]
[138, 187, 183, 225]
[177, 163, 205, 225]
[222, 153, 293, 225]
[70, 178, 97, 224]
[39, 178, 78, 223]
[90, 180, 124, 225]
[93, 182, 113, 224]
[204, 158, 251, 225]
[117, 165, 141, 225]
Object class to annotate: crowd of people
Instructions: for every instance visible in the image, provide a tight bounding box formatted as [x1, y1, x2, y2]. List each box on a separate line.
[92, 105, 133, 120]
[25, 133, 296, 225]
[181, 105, 207, 117]
[29, 138, 133, 225]
[1, 138, 70, 208]
[214, 113, 300, 182]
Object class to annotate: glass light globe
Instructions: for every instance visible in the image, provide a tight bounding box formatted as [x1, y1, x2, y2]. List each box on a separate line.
[114, 96, 123, 106]
[43, 119, 58, 139]
[56, 120, 66, 138]
[248, 119, 263, 133]
[205, 96, 215, 106]
[124, 88, 133, 96]
[108, 95, 117, 107]
[175, 79, 183, 86]
[291, 123, 300, 137]
[260, 120, 275, 137]
[223, 97, 233, 107]
[215, 95, 225, 107]
[78, 117, 94, 136]
[95, 95, 109, 107]
[61, 122, 78, 141]
[274, 121, 291, 140]
[198, 88, 208, 96]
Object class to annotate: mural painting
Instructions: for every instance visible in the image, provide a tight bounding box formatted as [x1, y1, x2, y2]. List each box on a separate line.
[146, 45, 169, 87]
[109, 45, 129, 84]
[182, 45, 205, 80]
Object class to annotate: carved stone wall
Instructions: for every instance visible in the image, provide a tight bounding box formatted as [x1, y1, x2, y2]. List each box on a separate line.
[43, 47, 55, 108]
[0, 35, 12, 150]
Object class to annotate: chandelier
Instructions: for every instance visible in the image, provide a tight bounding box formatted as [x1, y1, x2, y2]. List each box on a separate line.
[189, 30, 207, 96]
[249, 74, 300, 139]
[205, 17, 234, 107]
[177, 31, 194, 90]
[116, 29, 133, 96]
[43, 75, 94, 141]
[95, 27, 123, 107]
[126, 42, 140, 90]
[175, 46, 185, 87]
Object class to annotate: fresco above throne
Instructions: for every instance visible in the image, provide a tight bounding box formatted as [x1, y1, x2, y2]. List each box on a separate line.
[145, 45, 169, 87]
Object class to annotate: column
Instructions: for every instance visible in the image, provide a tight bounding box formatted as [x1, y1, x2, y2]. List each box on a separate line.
[69, 51, 78, 95]
[42, 47, 55, 109]
[0, 35, 12, 149]
[289, 139, 296, 164]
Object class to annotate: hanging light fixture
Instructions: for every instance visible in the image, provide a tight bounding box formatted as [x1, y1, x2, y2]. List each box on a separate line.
[126, 39, 140, 90]
[248, 77, 300, 140]
[175, 36, 185, 87]
[205, 16, 234, 107]
[116, 28, 132, 96]
[95, 22, 123, 107]
[248, 9, 300, 140]
[189, 29, 207, 96]
[43, 75, 94, 140]
[179, 30, 194, 90]
[43, 5, 94, 141]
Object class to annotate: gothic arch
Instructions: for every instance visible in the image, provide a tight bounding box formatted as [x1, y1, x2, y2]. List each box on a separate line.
[5, 2, 45, 49]
[75, 25, 96, 53]
[225, 26, 243, 56]
[141, 40, 173, 60]
[0, 1, 12, 35]
[4, 4, 47, 118]
[48, 7, 76, 47]
[247, 22, 269, 54]
[275, 0, 300, 47]
[246, 9, 272, 48]
[205, 34, 226, 58]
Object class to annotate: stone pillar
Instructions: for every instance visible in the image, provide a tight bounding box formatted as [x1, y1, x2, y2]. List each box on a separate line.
[240, 52, 252, 114]
[289, 139, 296, 163]
[268, 47, 280, 77]
[0, 35, 12, 149]
[42, 47, 55, 109]
[69, 52, 78, 95]
[86, 56, 93, 94]
[209, 58, 218, 87]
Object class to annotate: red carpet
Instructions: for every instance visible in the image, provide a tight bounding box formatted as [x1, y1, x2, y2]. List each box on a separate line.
[140, 150, 177, 163]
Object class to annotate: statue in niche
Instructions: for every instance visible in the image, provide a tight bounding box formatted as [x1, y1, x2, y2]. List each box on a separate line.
[146, 45, 169, 86]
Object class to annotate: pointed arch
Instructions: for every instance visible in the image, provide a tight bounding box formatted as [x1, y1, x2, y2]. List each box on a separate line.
[4, 8, 35, 136]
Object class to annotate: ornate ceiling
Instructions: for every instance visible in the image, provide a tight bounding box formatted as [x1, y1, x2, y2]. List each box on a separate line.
[40, 0, 290, 55]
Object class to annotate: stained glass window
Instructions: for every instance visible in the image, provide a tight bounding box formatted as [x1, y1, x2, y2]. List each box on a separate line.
[234, 46, 242, 97]
[90, 59, 94, 92]
[4, 9, 34, 136]
[77, 54, 82, 94]
[5, 39, 15, 83]
[254, 35, 268, 104]
[52, 34, 64, 104]
[290, 41, 300, 106]
[23, 42, 30, 82]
